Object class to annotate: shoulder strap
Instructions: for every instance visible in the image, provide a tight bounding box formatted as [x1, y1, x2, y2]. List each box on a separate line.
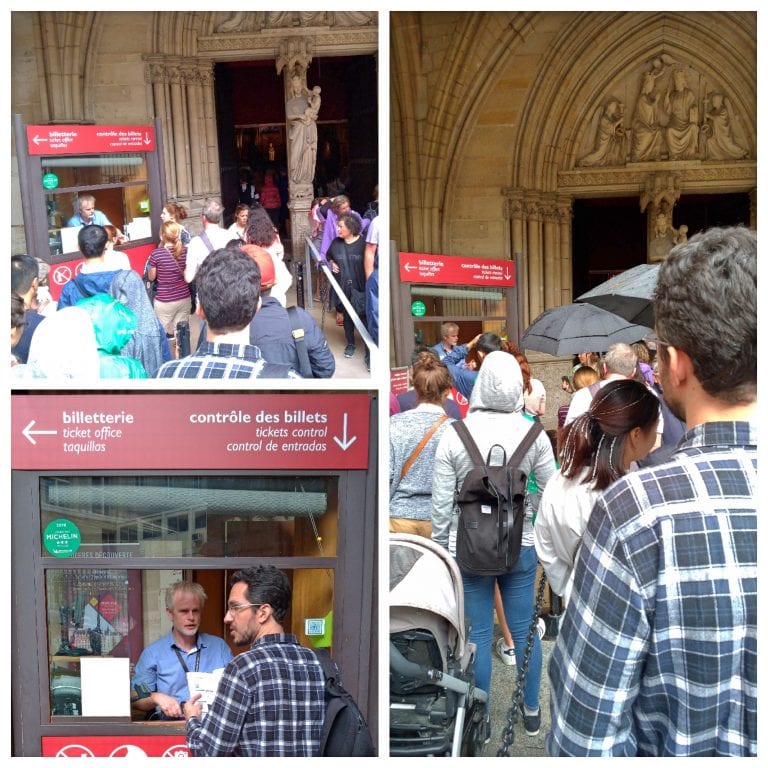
[400, 415, 449, 481]
[286, 306, 313, 378]
[199, 231, 215, 254]
[451, 419, 486, 469]
[506, 421, 544, 468]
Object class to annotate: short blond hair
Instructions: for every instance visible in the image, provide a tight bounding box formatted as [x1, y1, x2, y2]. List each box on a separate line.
[165, 580, 206, 611]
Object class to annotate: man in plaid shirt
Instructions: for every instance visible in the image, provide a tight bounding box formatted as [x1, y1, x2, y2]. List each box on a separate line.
[547, 226, 757, 756]
[183, 566, 325, 756]
[156, 247, 301, 380]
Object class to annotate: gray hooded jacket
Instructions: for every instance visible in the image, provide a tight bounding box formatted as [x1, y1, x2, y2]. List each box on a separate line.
[431, 351, 556, 552]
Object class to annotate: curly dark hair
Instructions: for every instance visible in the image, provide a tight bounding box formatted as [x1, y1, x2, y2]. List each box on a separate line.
[245, 206, 278, 247]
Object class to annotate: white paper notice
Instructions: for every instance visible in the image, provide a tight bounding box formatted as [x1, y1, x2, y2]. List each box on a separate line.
[80, 657, 131, 717]
[187, 668, 225, 715]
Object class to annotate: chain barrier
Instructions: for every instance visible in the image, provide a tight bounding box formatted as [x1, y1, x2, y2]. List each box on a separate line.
[496, 567, 548, 757]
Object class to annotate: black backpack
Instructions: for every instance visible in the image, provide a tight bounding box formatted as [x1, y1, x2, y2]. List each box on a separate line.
[452, 420, 543, 576]
[314, 649, 376, 757]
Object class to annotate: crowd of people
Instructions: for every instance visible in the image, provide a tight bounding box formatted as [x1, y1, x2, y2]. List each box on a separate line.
[11, 189, 379, 379]
[389, 225, 756, 756]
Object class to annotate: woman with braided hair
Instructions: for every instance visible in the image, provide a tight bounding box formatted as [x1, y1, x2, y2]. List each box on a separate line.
[534, 379, 659, 606]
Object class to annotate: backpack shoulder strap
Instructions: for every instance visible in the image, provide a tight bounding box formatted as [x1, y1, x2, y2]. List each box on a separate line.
[286, 305, 313, 378]
[507, 420, 544, 468]
[451, 419, 486, 469]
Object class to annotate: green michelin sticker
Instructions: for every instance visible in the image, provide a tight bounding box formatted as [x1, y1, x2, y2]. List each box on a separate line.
[42, 172, 59, 190]
[43, 519, 81, 557]
[411, 300, 426, 317]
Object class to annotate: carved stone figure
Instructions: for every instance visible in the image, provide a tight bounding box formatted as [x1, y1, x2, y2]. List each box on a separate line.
[648, 209, 680, 263]
[578, 99, 627, 167]
[664, 70, 699, 160]
[701, 92, 748, 160]
[332, 12, 374, 26]
[286, 75, 321, 186]
[631, 72, 665, 162]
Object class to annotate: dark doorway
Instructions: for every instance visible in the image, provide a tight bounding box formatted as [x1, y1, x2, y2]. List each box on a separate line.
[572, 192, 751, 298]
[214, 55, 378, 228]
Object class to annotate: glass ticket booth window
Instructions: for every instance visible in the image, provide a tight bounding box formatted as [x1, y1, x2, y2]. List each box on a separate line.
[39, 474, 338, 723]
[410, 283, 508, 349]
[42, 154, 151, 256]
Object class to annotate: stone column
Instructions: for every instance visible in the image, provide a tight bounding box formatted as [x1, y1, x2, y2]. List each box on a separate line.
[167, 63, 191, 197]
[146, 60, 176, 197]
[526, 195, 544, 321]
[507, 193, 527, 331]
[541, 196, 559, 309]
[145, 56, 221, 218]
[557, 197, 573, 305]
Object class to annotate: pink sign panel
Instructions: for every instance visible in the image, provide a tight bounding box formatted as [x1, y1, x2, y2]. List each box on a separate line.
[27, 125, 155, 155]
[12, 394, 370, 471]
[48, 244, 154, 301]
[43, 735, 188, 757]
[399, 252, 515, 287]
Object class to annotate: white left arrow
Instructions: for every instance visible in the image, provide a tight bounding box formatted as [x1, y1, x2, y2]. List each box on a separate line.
[22, 419, 58, 445]
[33, 134, 49, 145]
[332, 413, 357, 451]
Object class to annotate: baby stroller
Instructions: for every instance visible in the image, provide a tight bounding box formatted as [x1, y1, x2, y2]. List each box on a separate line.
[390, 533, 488, 756]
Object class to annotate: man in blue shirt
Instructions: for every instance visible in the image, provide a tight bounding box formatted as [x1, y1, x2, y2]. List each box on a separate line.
[67, 193, 111, 227]
[547, 226, 757, 756]
[131, 581, 232, 720]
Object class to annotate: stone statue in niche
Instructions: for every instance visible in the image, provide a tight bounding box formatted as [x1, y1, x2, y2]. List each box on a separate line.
[700, 92, 748, 160]
[267, 12, 327, 28]
[332, 12, 374, 26]
[215, 12, 260, 33]
[286, 74, 321, 188]
[631, 70, 666, 162]
[648, 207, 687, 263]
[578, 98, 627, 167]
[664, 69, 699, 160]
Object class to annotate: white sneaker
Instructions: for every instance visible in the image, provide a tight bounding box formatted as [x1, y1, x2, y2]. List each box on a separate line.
[495, 636, 517, 666]
[537, 618, 546, 639]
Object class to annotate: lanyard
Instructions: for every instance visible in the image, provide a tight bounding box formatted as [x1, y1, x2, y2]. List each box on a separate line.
[173, 638, 201, 674]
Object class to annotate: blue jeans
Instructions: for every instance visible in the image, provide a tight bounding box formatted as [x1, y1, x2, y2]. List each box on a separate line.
[461, 545, 542, 712]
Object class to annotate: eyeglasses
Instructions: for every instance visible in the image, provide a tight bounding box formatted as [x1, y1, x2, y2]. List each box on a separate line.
[226, 603, 263, 614]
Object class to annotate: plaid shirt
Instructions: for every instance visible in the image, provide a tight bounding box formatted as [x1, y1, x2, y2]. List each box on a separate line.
[547, 421, 757, 757]
[186, 633, 325, 756]
[156, 341, 301, 379]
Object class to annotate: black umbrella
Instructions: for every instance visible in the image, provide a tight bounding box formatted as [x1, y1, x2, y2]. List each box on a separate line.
[519, 302, 651, 357]
[575, 263, 659, 328]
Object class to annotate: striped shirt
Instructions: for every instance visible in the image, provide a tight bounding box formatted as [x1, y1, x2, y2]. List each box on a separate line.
[547, 421, 757, 756]
[148, 246, 190, 303]
[156, 342, 300, 379]
[186, 633, 325, 756]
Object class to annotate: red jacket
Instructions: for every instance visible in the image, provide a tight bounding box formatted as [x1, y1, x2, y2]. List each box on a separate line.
[260, 181, 281, 209]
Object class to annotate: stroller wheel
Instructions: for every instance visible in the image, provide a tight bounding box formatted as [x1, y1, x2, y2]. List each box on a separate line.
[460, 702, 488, 757]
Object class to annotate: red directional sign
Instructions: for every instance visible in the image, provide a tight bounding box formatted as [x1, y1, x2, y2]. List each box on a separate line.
[399, 252, 515, 288]
[12, 394, 370, 470]
[26, 124, 155, 155]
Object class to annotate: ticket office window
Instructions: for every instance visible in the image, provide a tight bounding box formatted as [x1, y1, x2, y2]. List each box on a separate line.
[38, 473, 339, 723]
[40, 475, 338, 559]
[47, 566, 334, 721]
[41, 154, 151, 257]
[410, 283, 508, 349]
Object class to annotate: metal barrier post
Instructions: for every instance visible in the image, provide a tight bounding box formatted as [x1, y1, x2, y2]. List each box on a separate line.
[295, 261, 305, 309]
